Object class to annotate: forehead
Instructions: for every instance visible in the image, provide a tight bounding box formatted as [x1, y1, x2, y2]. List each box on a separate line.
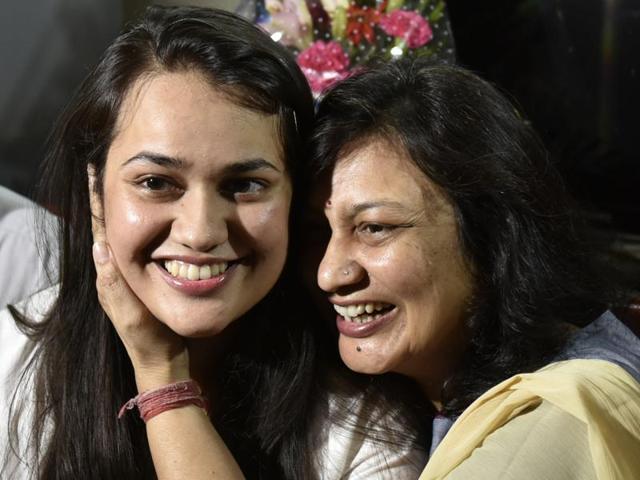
[107, 70, 283, 171]
[316, 138, 447, 214]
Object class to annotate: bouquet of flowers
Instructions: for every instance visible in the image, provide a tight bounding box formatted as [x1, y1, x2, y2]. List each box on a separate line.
[256, 0, 455, 96]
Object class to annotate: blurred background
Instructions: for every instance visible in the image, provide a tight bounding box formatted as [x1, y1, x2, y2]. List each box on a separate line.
[1, 0, 638, 283]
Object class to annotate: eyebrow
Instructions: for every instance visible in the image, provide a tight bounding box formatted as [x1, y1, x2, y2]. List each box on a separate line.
[122, 152, 184, 169]
[221, 158, 281, 175]
[121, 152, 281, 174]
[348, 200, 408, 216]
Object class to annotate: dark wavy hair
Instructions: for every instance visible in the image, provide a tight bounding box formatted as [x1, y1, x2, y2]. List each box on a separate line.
[309, 58, 613, 415]
[5, 6, 318, 478]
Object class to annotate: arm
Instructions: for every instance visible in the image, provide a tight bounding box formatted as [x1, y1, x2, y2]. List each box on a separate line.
[89, 169, 244, 480]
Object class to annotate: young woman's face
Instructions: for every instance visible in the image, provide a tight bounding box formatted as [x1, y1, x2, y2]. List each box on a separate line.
[102, 70, 291, 337]
[316, 139, 473, 391]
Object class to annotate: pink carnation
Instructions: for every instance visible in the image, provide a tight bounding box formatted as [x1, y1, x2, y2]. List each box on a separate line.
[379, 10, 433, 49]
[297, 40, 350, 94]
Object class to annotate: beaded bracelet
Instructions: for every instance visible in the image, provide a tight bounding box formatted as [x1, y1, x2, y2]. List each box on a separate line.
[118, 379, 209, 423]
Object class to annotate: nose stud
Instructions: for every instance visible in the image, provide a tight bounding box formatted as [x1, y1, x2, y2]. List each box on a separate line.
[341, 262, 357, 278]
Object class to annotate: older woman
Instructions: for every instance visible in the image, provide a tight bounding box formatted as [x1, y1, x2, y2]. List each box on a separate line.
[308, 59, 640, 478]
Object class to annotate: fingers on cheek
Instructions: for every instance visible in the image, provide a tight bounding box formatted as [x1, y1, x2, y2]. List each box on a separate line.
[96, 266, 120, 290]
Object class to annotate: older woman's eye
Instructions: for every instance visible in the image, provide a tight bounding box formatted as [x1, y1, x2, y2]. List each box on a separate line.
[359, 223, 394, 235]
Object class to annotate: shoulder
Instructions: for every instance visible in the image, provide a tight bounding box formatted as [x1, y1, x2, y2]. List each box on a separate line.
[1, 285, 58, 330]
[556, 310, 640, 383]
[0, 286, 57, 478]
[310, 389, 427, 480]
[423, 359, 640, 480]
[446, 400, 595, 480]
[0, 207, 58, 307]
[1, 285, 57, 398]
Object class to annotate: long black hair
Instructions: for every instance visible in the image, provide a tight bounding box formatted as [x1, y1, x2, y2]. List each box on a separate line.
[309, 58, 614, 416]
[5, 6, 318, 478]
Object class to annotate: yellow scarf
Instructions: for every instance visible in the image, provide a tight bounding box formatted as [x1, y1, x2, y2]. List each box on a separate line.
[420, 359, 640, 479]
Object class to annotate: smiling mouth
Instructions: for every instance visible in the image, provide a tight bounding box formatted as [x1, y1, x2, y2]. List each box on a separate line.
[162, 259, 232, 281]
[333, 302, 396, 324]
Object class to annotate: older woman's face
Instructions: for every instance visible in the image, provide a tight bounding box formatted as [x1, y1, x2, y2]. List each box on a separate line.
[102, 70, 291, 338]
[316, 139, 473, 390]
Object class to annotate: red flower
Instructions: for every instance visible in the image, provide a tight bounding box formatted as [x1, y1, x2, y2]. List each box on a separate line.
[346, 4, 382, 45]
[297, 40, 350, 94]
[379, 10, 433, 48]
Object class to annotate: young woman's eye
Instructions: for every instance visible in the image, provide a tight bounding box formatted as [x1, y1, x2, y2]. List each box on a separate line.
[139, 176, 172, 191]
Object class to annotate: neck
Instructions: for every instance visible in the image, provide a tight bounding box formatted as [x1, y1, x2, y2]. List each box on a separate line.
[417, 378, 445, 412]
[412, 330, 470, 413]
[186, 326, 236, 401]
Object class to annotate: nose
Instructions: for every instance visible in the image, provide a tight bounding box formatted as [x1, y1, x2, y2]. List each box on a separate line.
[172, 189, 228, 252]
[317, 235, 365, 293]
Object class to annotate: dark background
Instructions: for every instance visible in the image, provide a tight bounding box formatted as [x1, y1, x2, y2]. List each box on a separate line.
[448, 0, 639, 235]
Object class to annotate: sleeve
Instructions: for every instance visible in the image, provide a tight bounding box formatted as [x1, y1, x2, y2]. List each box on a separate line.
[0, 287, 56, 478]
[0, 208, 57, 309]
[445, 400, 597, 480]
[310, 393, 427, 480]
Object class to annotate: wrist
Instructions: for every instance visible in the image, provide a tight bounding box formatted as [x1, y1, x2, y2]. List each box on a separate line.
[134, 361, 191, 393]
[118, 379, 208, 422]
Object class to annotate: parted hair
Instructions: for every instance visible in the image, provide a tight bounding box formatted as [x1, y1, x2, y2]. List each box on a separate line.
[5, 6, 318, 479]
[309, 58, 612, 415]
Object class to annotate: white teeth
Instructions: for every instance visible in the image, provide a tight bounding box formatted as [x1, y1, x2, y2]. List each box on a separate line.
[169, 262, 179, 276]
[187, 264, 199, 280]
[179, 264, 189, 278]
[332, 302, 394, 324]
[334, 305, 348, 317]
[163, 260, 229, 280]
[199, 265, 211, 280]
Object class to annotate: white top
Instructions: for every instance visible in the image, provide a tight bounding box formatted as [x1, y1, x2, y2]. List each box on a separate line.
[0, 189, 58, 309]
[0, 287, 426, 479]
[0, 286, 52, 479]
[311, 392, 426, 479]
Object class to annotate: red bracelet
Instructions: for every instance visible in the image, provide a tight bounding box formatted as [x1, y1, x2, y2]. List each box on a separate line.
[118, 380, 209, 423]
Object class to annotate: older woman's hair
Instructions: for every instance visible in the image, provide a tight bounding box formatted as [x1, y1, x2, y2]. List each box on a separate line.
[310, 58, 612, 415]
[6, 6, 315, 479]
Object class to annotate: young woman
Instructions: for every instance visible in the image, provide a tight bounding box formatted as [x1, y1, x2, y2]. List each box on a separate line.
[0, 6, 425, 479]
[308, 58, 640, 478]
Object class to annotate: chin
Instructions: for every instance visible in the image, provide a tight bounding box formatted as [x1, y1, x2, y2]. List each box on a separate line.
[171, 324, 224, 338]
[155, 308, 234, 338]
[339, 341, 390, 376]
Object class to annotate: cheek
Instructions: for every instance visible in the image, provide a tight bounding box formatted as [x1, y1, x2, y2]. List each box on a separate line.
[365, 240, 431, 295]
[240, 195, 291, 257]
[103, 193, 163, 264]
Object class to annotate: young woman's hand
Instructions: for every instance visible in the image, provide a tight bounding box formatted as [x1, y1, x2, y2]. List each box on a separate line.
[88, 166, 189, 392]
